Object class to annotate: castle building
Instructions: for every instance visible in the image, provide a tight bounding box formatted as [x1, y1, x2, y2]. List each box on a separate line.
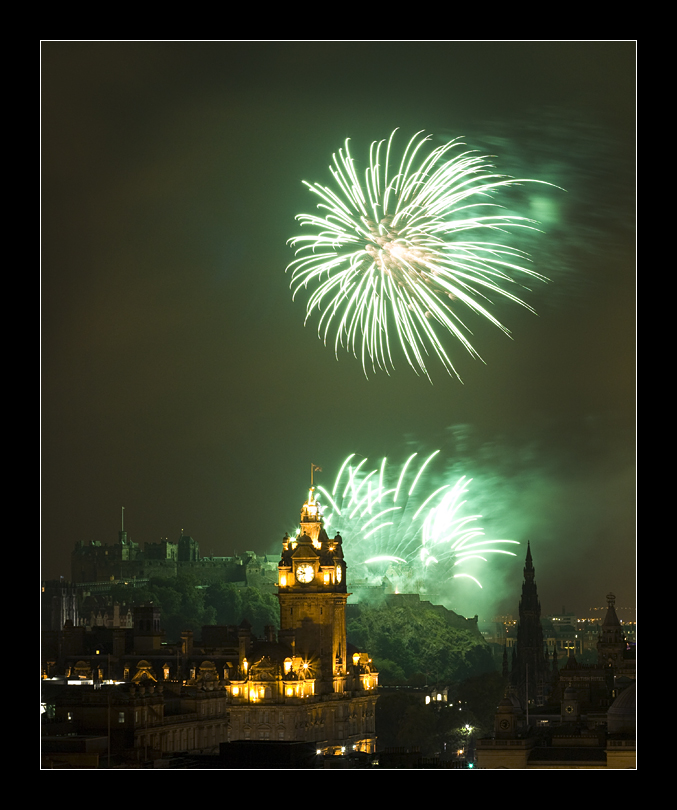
[71, 527, 279, 590]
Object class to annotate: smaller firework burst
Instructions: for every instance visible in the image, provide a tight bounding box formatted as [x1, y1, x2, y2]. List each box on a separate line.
[301, 452, 519, 590]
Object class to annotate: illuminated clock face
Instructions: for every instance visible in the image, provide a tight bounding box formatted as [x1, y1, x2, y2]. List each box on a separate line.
[296, 563, 314, 583]
[336, 565, 342, 583]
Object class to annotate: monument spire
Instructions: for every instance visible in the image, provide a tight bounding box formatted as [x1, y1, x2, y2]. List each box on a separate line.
[512, 542, 549, 708]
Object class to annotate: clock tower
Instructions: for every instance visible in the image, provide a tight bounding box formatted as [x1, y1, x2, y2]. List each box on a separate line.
[278, 489, 349, 694]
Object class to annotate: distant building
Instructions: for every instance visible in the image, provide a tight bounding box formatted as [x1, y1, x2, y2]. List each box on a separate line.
[42, 580, 79, 631]
[548, 593, 635, 709]
[477, 547, 636, 769]
[71, 525, 279, 589]
[475, 679, 635, 769]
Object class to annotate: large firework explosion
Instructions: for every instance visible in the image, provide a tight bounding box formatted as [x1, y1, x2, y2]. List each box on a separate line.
[298, 452, 519, 591]
[287, 129, 556, 380]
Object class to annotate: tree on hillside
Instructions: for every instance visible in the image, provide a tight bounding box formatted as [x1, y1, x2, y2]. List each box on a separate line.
[376, 689, 484, 759]
[204, 582, 243, 625]
[454, 670, 507, 734]
[347, 601, 495, 685]
[103, 578, 278, 641]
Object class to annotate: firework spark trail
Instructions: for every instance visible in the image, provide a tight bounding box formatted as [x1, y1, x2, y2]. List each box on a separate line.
[309, 452, 519, 588]
[287, 129, 558, 380]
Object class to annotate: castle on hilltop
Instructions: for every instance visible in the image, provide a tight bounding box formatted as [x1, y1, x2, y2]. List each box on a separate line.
[71, 526, 278, 587]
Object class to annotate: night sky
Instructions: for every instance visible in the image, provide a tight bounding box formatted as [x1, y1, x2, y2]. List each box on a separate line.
[42, 42, 635, 621]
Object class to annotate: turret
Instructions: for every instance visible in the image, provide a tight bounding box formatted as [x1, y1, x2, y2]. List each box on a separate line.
[277, 488, 351, 691]
[278, 489, 346, 593]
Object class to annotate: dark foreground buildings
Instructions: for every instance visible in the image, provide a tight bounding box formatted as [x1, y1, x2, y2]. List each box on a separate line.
[476, 545, 636, 769]
[42, 491, 378, 768]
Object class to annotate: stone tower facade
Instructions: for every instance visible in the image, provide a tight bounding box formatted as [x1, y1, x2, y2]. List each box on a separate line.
[277, 489, 349, 693]
[511, 542, 550, 708]
[597, 592, 627, 667]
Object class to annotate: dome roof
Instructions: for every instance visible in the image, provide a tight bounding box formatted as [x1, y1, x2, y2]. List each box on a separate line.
[291, 533, 319, 556]
[607, 681, 636, 735]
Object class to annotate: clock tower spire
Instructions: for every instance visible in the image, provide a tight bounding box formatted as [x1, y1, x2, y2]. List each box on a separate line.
[278, 488, 348, 693]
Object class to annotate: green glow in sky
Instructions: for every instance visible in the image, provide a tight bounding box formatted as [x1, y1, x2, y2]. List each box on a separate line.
[316, 451, 518, 591]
